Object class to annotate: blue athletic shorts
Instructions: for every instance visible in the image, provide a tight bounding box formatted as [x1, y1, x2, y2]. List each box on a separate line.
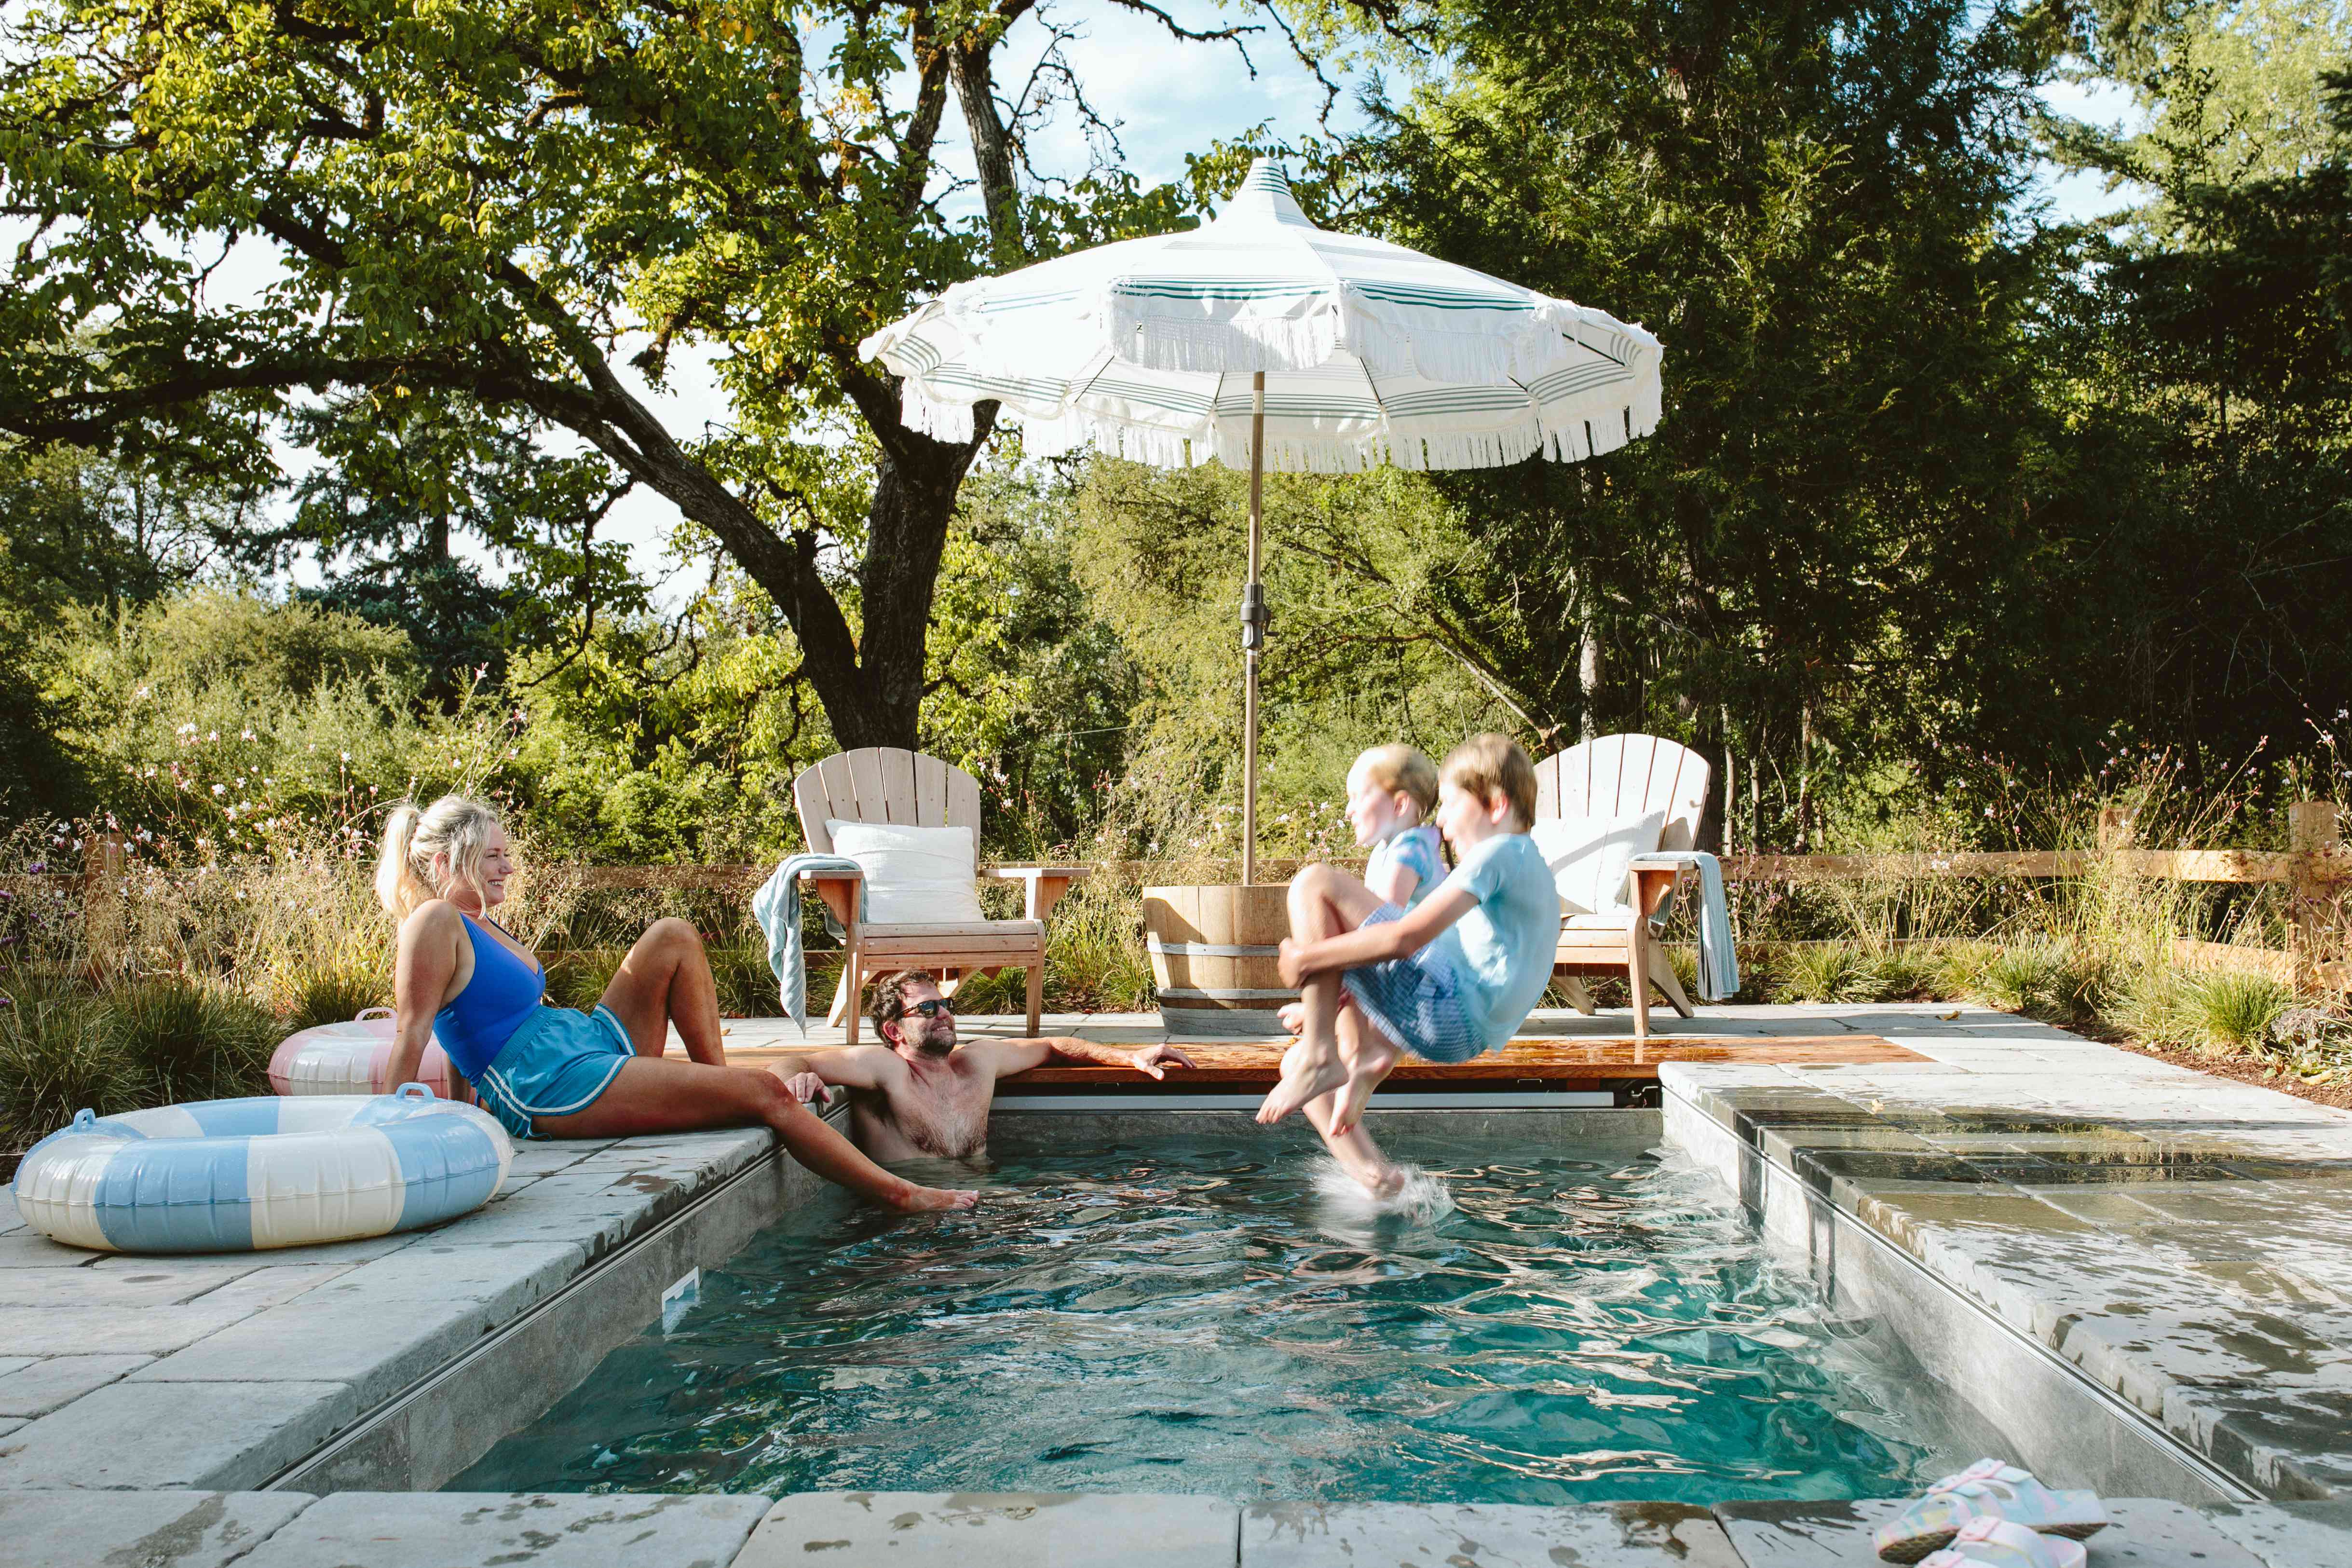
[1339, 904, 1488, 1065]
[469, 1004, 634, 1140]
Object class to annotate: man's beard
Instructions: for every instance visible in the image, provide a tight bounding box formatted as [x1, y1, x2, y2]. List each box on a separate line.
[913, 1032, 955, 1057]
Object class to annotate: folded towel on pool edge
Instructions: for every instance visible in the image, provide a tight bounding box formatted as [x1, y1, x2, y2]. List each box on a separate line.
[1624, 850, 1740, 1003]
[753, 855, 869, 1033]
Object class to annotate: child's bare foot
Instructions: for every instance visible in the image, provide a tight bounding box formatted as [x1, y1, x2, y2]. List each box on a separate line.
[1278, 1002, 1305, 1035]
[1258, 1039, 1350, 1124]
[1327, 1045, 1398, 1137]
[892, 1185, 980, 1212]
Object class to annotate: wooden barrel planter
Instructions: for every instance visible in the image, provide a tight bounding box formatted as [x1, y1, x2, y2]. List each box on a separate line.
[1142, 883, 1295, 1037]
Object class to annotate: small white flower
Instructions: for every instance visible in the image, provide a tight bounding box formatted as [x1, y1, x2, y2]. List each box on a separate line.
[206, 729, 218, 741]
[134, 685, 150, 699]
[211, 783, 227, 796]
[240, 728, 256, 741]
[340, 750, 351, 762]
[176, 723, 196, 736]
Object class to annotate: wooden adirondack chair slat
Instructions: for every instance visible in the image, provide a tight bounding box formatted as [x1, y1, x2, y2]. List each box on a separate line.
[914, 752, 949, 826]
[876, 747, 918, 822]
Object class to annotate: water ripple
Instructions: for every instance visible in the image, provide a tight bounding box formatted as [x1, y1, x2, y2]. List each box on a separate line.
[456, 1133, 1952, 1504]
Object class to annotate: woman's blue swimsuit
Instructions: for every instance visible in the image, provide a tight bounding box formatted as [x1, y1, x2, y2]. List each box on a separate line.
[435, 914, 632, 1140]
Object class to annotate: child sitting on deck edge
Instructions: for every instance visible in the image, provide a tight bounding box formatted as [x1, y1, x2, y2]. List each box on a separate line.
[1257, 734, 1560, 1197]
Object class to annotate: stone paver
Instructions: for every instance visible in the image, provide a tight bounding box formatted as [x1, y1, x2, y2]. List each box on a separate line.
[2202, 1498, 2352, 1566]
[0, 1489, 317, 1568]
[1244, 1499, 1738, 1566]
[736, 1491, 1238, 1568]
[0, 1378, 357, 1489]
[1713, 1497, 2270, 1567]
[238, 1490, 774, 1568]
[0, 1353, 150, 1418]
[0, 1122, 777, 1492]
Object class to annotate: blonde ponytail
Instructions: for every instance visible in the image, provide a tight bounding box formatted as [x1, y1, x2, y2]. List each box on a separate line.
[375, 795, 504, 919]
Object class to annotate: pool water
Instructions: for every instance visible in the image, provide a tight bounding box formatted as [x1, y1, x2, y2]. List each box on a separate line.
[454, 1132, 1965, 1504]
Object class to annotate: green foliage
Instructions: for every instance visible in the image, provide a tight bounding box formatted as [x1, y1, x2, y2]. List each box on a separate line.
[2190, 972, 2296, 1050]
[47, 587, 516, 853]
[1778, 942, 1877, 1004]
[0, 975, 136, 1141]
[105, 976, 279, 1105]
[274, 968, 391, 1036]
[1071, 459, 1511, 853]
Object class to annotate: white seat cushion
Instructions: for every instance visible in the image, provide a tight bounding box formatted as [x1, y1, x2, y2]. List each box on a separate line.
[828, 820, 986, 925]
[1528, 809, 1667, 916]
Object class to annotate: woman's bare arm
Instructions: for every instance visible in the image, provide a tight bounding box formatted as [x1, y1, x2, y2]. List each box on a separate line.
[388, 903, 464, 1089]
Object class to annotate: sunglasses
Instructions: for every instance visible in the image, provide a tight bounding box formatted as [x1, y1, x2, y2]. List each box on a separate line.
[893, 998, 953, 1020]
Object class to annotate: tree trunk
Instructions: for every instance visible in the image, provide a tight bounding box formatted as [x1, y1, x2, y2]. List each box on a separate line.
[1577, 620, 1605, 740]
[829, 431, 990, 750]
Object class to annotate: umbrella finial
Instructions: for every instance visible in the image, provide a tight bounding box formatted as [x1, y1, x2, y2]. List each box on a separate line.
[1220, 158, 1311, 228]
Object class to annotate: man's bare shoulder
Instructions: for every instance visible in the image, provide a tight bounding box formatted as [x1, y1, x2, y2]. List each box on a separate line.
[809, 1042, 910, 1088]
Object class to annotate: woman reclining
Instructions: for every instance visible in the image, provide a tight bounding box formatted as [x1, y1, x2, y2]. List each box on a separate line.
[377, 794, 976, 1213]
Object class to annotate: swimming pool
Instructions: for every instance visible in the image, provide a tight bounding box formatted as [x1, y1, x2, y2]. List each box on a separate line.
[454, 1126, 1982, 1504]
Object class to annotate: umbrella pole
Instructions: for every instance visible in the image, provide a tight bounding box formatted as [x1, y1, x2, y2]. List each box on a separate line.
[1241, 370, 1266, 886]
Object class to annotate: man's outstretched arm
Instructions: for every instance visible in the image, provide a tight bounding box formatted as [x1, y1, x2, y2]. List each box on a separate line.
[776, 1044, 902, 1106]
[969, 1037, 1199, 1081]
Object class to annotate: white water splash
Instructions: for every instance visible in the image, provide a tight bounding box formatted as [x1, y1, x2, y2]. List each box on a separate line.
[1309, 1154, 1457, 1225]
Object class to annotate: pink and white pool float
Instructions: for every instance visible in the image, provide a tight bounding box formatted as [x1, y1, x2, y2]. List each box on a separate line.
[268, 1008, 471, 1102]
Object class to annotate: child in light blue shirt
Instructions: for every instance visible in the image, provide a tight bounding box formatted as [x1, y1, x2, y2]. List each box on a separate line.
[1259, 734, 1562, 1197]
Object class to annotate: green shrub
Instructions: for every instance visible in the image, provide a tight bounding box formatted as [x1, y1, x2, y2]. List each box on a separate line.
[708, 945, 776, 1017]
[1932, 941, 1999, 1000]
[105, 975, 279, 1103]
[1779, 941, 1876, 1003]
[1973, 943, 2052, 1014]
[0, 974, 137, 1141]
[544, 948, 628, 1011]
[272, 963, 390, 1035]
[2191, 972, 2294, 1052]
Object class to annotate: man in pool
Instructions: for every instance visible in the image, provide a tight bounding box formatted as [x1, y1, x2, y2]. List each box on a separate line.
[778, 970, 1199, 1161]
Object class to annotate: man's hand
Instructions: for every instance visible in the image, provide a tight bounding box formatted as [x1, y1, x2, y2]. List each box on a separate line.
[783, 1071, 833, 1106]
[1278, 936, 1311, 989]
[1131, 1043, 1197, 1080]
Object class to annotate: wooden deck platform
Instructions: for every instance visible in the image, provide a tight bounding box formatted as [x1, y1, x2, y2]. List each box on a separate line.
[700, 1035, 1922, 1095]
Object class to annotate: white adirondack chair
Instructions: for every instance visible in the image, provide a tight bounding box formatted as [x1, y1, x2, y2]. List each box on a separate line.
[1535, 734, 1712, 1042]
[791, 748, 1086, 1045]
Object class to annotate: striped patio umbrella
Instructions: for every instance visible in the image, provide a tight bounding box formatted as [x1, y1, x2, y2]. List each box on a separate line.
[862, 159, 1665, 879]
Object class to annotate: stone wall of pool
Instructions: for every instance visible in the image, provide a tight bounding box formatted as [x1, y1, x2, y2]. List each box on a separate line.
[6, 1003, 2352, 1568]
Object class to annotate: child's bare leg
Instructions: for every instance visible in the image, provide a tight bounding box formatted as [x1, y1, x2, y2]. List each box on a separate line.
[1260, 972, 1349, 1123]
[1328, 1005, 1401, 1138]
[1302, 1089, 1402, 1195]
[1259, 865, 1385, 1125]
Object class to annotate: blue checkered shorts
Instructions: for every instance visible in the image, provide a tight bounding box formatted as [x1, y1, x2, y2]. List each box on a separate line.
[1339, 903, 1487, 1064]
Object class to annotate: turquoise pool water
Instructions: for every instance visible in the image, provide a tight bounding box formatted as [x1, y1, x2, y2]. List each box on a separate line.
[454, 1132, 1961, 1504]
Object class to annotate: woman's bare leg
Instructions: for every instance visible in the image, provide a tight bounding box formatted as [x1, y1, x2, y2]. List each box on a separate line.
[1259, 865, 1386, 1124]
[597, 918, 726, 1065]
[535, 1056, 977, 1212]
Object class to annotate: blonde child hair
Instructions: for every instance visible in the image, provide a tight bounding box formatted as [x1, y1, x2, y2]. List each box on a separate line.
[1355, 743, 1440, 818]
[374, 795, 505, 919]
[1440, 734, 1538, 830]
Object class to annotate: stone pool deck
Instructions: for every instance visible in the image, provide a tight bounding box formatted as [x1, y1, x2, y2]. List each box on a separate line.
[7, 1002, 2352, 1566]
[4, 1486, 2349, 1567]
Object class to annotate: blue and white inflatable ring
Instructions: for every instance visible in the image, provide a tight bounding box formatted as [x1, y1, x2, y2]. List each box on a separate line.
[11, 1085, 513, 1254]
